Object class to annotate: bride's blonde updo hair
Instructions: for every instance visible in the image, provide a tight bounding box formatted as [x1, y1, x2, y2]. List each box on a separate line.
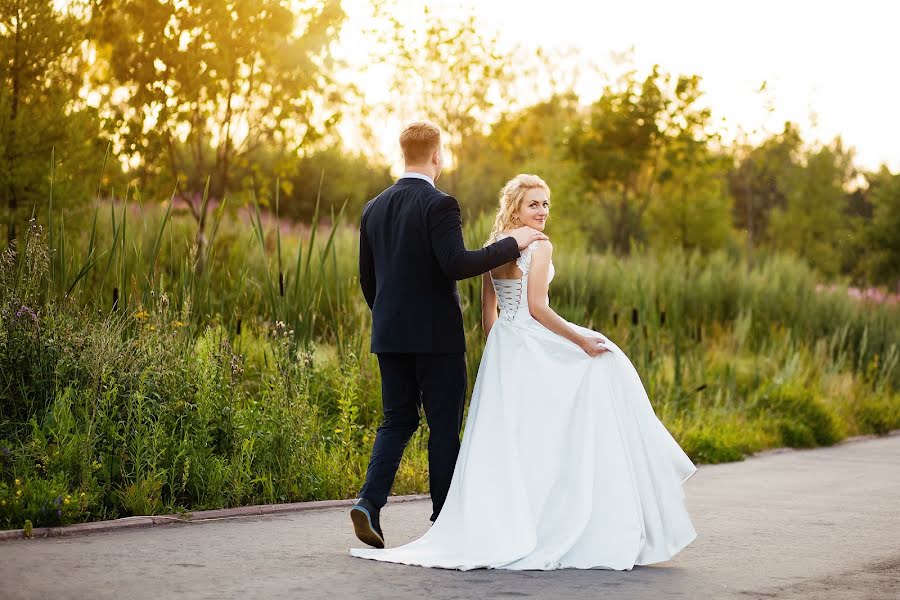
[486, 174, 551, 244]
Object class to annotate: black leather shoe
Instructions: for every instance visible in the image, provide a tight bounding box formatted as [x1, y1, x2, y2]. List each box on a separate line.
[350, 498, 385, 549]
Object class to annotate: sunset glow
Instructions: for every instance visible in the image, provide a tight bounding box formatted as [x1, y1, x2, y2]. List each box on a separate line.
[334, 0, 900, 172]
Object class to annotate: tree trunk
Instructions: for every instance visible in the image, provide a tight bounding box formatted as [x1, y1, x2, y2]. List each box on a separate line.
[615, 187, 631, 254]
[5, 1, 22, 248]
[744, 169, 755, 271]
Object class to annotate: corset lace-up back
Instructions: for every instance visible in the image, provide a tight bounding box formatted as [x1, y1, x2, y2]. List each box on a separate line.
[491, 237, 554, 324]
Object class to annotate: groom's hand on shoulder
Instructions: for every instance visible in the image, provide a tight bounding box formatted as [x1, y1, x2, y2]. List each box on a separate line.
[509, 226, 549, 250]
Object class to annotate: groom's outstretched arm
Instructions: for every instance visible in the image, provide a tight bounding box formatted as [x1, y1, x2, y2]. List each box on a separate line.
[359, 209, 376, 310]
[428, 195, 520, 280]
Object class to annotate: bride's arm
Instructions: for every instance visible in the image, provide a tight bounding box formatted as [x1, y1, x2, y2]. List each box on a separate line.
[482, 273, 499, 336]
[527, 241, 607, 357]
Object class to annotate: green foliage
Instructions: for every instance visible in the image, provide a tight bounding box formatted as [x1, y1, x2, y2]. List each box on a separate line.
[861, 168, 900, 285]
[0, 471, 88, 528]
[455, 94, 592, 243]
[645, 141, 733, 252]
[3, 0, 899, 289]
[1, 204, 898, 530]
[678, 432, 746, 464]
[0, 211, 358, 528]
[262, 147, 394, 222]
[92, 0, 346, 220]
[567, 68, 720, 254]
[854, 395, 900, 435]
[729, 122, 803, 249]
[0, 1, 106, 242]
[1, 1, 900, 532]
[769, 141, 856, 276]
[374, 6, 514, 195]
[754, 383, 840, 447]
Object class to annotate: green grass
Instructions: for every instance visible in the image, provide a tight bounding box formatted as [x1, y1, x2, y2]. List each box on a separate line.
[0, 197, 897, 530]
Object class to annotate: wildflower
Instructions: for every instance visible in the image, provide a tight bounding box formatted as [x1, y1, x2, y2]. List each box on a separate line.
[230, 354, 245, 376]
[80, 492, 86, 498]
[273, 320, 292, 338]
[148, 325, 156, 331]
[16, 489, 22, 497]
[172, 320, 185, 328]
[14, 478, 20, 486]
[133, 310, 150, 321]
[15, 305, 38, 323]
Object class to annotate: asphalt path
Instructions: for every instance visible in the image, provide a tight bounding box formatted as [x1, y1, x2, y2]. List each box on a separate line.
[1, 434, 898, 599]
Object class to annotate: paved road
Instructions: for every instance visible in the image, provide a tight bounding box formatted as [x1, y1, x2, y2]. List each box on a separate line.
[2, 435, 899, 600]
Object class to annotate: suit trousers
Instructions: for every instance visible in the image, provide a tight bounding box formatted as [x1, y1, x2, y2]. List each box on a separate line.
[359, 352, 467, 522]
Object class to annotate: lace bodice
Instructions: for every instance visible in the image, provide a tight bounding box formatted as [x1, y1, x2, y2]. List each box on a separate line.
[491, 237, 555, 324]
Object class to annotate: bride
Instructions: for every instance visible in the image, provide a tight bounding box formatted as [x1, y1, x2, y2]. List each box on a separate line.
[349, 174, 697, 571]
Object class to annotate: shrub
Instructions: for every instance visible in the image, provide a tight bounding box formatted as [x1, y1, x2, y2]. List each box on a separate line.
[679, 431, 745, 464]
[0, 205, 897, 530]
[754, 383, 840, 447]
[855, 395, 900, 435]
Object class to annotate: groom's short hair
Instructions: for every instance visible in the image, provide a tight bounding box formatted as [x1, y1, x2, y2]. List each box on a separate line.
[400, 121, 441, 164]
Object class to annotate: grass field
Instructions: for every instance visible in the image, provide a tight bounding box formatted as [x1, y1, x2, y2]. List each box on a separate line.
[0, 196, 897, 530]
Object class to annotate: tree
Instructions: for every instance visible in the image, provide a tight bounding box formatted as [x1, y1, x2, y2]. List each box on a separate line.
[861, 167, 900, 287]
[453, 92, 583, 218]
[568, 67, 717, 254]
[92, 0, 345, 263]
[645, 141, 733, 253]
[768, 140, 855, 276]
[728, 122, 803, 264]
[377, 7, 514, 196]
[263, 146, 393, 222]
[0, 0, 102, 246]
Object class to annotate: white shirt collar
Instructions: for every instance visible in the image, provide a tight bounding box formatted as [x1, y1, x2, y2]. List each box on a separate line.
[400, 171, 435, 187]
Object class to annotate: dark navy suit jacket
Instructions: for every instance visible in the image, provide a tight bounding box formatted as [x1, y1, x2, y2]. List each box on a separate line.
[359, 177, 520, 354]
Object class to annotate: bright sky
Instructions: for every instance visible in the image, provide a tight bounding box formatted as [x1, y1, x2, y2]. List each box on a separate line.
[334, 0, 900, 173]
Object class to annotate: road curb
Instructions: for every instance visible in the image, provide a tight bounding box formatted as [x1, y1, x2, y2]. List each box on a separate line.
[747, 428, 900, 459]
[4, 430, 898, 544]
[0, 494, 430, 543]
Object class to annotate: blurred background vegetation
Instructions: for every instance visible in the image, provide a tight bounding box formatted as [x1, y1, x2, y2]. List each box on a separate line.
[0, 0, 897, 530]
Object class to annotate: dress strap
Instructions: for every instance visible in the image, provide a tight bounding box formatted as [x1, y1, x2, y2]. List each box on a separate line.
[515, 240, 540, 277]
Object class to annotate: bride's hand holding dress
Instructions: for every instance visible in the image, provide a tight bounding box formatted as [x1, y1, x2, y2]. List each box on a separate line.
[523, 240, 609, 357]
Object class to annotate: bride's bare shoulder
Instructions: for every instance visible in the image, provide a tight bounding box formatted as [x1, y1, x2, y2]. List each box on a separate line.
[533, 239, 553, 256]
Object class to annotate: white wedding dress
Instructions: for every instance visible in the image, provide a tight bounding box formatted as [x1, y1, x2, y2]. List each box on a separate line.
[349, 239, 697, 570]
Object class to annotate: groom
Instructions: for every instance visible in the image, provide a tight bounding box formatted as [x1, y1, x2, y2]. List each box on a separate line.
[351, 121, 547, 548]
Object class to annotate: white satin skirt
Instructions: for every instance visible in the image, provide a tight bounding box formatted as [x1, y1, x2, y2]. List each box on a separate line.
[350, 316, 697, 570]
